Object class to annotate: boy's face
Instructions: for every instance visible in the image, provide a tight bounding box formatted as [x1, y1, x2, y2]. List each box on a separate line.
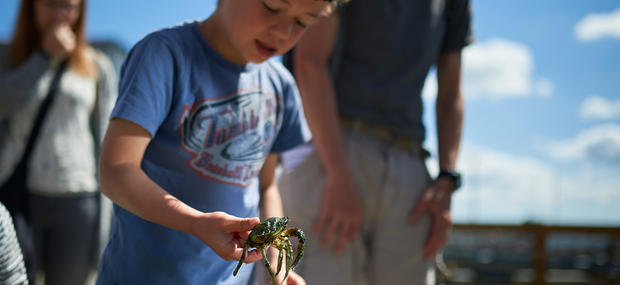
[214, 0, 328, 64]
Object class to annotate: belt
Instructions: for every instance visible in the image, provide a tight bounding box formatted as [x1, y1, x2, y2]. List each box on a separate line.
[339, 116, 428, 157]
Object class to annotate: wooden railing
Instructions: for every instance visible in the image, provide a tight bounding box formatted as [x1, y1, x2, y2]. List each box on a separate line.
[448, 223, 620, 284]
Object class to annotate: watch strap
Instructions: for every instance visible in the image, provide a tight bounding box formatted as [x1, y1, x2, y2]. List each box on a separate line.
[438, 170, 461, 191]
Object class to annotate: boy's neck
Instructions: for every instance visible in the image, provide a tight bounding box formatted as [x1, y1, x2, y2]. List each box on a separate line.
[199, 17, 247, 65]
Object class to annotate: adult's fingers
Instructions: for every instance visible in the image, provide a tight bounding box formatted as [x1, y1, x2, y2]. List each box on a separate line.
[333, 222, 351, 254]
[423, 214, 441, 258]
[423, 213, 450, 258]
[321, 214, 341, 246]
[312, 206, 329, 235]
[408, 196, 429, 224]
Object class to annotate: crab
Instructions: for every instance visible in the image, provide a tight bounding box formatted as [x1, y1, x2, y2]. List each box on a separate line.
[233, 216, 306, 285]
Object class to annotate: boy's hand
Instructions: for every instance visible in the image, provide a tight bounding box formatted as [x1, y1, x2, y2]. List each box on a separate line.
[192, 211, 262, 262]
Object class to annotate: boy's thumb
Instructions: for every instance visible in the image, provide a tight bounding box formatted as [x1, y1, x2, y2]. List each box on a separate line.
[228, 217, 260, 232]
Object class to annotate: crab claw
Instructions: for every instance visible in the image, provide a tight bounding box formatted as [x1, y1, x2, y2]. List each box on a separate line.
[282, 227, 306, 270]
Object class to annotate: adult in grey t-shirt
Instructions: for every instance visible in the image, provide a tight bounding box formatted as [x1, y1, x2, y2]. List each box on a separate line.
[334, 0, 473, 139]
[279, 0, 473, 284]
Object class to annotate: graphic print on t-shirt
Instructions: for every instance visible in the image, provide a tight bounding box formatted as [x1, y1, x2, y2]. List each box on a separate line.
[179, 89, 281, 187]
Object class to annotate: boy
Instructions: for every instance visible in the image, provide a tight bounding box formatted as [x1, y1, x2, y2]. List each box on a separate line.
[95, 0, 345, 284]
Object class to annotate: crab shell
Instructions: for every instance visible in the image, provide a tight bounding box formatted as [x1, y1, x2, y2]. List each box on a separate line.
[247, 216, 289, 246]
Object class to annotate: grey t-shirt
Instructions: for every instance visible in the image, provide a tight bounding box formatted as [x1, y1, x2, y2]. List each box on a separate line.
[333, 0, 473, 140]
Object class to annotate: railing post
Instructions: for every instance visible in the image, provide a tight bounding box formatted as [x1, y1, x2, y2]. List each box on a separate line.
[533, 225, 547, 285]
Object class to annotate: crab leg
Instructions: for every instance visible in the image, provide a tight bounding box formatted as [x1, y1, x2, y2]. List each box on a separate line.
[275, 247, 284, 275]
[283, 238, 293, 282]
[282, 228, 306, 269]
[261, 246, 278, 285]
[233, 243, 250, 276]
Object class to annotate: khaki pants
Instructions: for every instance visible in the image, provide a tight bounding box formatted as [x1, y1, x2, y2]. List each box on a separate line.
[278, 127, 435, 285]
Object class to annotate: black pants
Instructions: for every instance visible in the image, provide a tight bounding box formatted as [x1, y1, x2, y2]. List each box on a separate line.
[29, 193, 99, 285]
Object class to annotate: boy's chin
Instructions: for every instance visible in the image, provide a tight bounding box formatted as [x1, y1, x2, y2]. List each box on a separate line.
[246, 55, 276, 64]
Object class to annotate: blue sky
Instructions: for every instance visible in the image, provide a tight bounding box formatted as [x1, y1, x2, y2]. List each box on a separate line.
[1, 1, 619, 226]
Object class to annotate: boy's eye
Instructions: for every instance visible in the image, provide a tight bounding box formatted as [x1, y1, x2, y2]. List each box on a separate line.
[295, 19, 308, 29]
[263, 2, 279, 13]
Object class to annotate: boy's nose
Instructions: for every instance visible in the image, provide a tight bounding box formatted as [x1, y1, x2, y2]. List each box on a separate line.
[271, 21, 292, 40]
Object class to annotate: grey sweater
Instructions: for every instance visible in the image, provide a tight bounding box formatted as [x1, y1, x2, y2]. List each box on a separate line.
[0, 44, 117, 196]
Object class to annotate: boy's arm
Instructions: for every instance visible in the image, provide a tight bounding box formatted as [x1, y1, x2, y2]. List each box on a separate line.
[293, 12, 362, 254]
[99, 118, 261, 262]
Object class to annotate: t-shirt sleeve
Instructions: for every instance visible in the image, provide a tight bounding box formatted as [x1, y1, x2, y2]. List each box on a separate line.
[111, 33, 177, 136]
[441, 0, 474, 53]
[270, 74, 311, 153]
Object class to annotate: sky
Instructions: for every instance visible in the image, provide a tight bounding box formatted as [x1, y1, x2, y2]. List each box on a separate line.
[1, 0, 619, 226]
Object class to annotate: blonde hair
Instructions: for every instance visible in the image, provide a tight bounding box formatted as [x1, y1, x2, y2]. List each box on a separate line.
[322, 0, 350, 16]
[9, 0, 97, 78]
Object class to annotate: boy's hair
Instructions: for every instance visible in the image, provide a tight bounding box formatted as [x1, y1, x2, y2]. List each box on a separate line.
[322, 0, 350, 15]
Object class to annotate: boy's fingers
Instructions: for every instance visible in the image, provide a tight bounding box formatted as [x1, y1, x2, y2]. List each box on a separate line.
[231, 247, 260, 263]
[243, 249, 263, 263]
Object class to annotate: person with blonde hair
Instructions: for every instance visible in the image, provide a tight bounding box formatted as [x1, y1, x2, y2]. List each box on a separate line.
[0, 0, 117, 284]
[95, 0, 346, 284]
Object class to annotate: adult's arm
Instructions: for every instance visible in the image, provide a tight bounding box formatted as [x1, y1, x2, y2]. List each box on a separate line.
[408, 51, 464, 258]
[436, 52, 464, 172]
[0, 48, 49, 119]
[292, 13, 363, 253]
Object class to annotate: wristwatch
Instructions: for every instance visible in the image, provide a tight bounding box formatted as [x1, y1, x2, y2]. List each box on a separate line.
[437, 170, 462, 191]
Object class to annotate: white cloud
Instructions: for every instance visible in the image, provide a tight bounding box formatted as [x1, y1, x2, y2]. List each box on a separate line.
[421, 74, 437, 104]
[462, 38, 553, 100]
[547, 123, 620, 165]
[535, 78, 554, 98]
[575, 8, 620, 42]
[578, 94, 620, 120]
[428, 142, 620, 225]
[449, 144, 556, 223]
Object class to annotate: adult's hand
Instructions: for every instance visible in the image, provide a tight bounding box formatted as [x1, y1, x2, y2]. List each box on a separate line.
[407, 178, 453, 258]
[313, 170, 363, 254]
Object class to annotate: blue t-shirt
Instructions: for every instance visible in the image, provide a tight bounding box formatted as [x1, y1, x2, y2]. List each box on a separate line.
[97, 21, 311, 285]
